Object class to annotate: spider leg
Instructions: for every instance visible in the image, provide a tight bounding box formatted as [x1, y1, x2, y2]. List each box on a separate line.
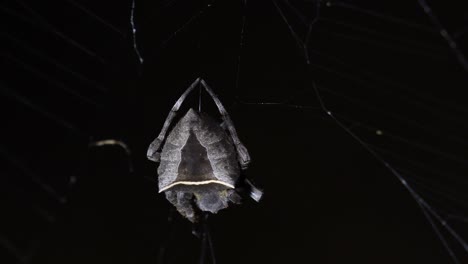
[244, 178, 263, 202]
[200, 79, 251, 169]
[165, 191, 196, 222]
[227, 189, 242, 204]
[200, 79, 262, 202]
[147, 78, 201, 162]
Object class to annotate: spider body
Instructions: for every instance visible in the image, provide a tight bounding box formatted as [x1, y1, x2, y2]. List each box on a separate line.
[159, 109, 240, 220]
[147, 78, 262, 222]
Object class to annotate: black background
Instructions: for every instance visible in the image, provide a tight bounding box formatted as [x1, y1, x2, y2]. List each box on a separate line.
[1, 0, 468, 263]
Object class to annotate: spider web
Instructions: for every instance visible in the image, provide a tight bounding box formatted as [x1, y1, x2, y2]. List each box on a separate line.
[229, 1, 468, 263]
[1, 0, 468, 263]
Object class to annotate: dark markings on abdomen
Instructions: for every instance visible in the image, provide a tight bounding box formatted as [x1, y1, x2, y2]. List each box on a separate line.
[176, 130, 217, 182]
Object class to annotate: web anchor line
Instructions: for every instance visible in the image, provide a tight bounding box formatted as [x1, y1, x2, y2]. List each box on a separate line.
[131, 0, 144, 64]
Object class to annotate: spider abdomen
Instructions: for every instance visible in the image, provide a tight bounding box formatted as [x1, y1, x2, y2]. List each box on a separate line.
[158, 109, 239, 193]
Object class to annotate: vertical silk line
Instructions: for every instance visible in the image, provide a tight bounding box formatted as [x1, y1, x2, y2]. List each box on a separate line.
[131, 0, 144, 64]
[199, 82, 202, 113]
[304, 0, 321, 64]
[235, 0, 247, 91]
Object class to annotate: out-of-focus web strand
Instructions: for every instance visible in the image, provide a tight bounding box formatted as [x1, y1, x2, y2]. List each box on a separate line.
[326, 1, 468, 72]
[239, 81, 468, 153]
[315, 84, 468, 149]
[313, 87, 468, 165]
[317, 17, 447, 56]
[12, 0, 107, 65]
[302, 57, 468, 145]
[0, 83, 80, 134]
[1, 32, 107, 92]
[270, 1, 463, 119]
[365, 141, 468, 187]
[236, 30, 468, 184]
[399, 169, 468, 215]
[0, 145, 66, 206]
[304, 46, 468, 118]
[325, 0, 436, 33]
[328, 109, 468, 169]
[420, 203, 460, 264]
[147, 2, 214, 62]
[254, 32, 468, 150]
[0, 235, 26, 264]
[317, 29, 445, 59]
[63, 0, 125, 37]
[1, 52, 101, 108]
[307, 104, 468, 192]
[302, 48, 468, 127]
[417, 0, 468, 73]
[280, 1, 446, 59]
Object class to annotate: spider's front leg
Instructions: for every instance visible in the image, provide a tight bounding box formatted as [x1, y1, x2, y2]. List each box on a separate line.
[147, 138, 162, 162]
[147, 78, 201, 163]
[220, 121, 251, 169]
[201, 79, 251, 169]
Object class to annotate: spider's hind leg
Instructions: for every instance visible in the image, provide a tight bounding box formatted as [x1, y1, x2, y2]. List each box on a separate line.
[227, 189, 242, 204]
[219, 121, 250, 169]
[234, 142, 251, 169]
[244, 178, 263, 202]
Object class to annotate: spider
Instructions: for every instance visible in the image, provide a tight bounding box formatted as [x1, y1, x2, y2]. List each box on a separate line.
[147, 78, 262, 222]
